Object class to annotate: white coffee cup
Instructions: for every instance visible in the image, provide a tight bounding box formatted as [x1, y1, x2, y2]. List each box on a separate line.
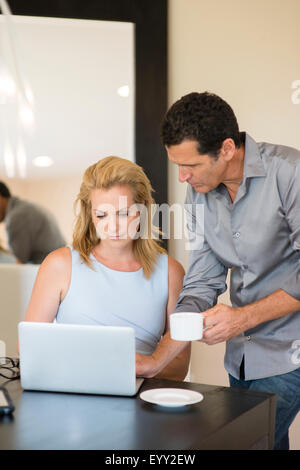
[170, 312, 205, 341]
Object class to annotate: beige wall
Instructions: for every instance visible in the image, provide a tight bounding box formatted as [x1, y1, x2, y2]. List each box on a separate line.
[168, 0, 300, 449]
[0, 0, 299, 449]
[0, 175, 81, 249]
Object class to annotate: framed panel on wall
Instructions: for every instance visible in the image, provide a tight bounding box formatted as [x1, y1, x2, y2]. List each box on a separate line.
[3, 0, 168, 227]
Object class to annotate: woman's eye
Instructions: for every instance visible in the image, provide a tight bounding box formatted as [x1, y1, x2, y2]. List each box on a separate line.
[96, 214, 106, 219]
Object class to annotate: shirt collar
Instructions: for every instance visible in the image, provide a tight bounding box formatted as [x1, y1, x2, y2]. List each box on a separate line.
[210, 132, 266, 203]
[242, 132, 266, 180]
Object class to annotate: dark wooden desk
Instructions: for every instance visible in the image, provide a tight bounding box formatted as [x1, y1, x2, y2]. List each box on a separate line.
[0, 378, 276, 450]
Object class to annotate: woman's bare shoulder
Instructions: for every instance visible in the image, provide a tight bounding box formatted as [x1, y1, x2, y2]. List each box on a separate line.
[40, 246, 72, 273]
[167, 256, 185, 280]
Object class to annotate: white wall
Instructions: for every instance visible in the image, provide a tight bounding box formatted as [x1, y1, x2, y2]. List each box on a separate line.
[0, 0, 299, 449]
[168, 0, 300, 449]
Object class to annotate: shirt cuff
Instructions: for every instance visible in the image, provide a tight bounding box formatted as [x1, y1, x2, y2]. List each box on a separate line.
[174, 295, 212, 314]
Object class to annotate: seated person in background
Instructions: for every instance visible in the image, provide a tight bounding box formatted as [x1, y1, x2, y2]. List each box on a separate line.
[0, 240, 17, 264]
[0, 182, 66, 264]
[24, 156, 191, 380]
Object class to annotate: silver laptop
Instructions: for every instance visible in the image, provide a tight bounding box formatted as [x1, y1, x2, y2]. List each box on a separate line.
[18, 321, 144, 396]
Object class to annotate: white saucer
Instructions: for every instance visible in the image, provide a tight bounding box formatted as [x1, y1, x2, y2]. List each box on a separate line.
[139, 388, 204, 407]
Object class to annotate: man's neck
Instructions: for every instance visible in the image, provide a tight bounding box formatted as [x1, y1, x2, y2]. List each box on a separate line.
[223, 144, 245, 202]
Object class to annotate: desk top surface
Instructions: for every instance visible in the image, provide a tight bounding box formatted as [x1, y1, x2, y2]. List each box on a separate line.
[0, 377, 275, 450]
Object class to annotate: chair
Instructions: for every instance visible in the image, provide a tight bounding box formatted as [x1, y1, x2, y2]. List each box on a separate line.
[0, 264, 39, 357]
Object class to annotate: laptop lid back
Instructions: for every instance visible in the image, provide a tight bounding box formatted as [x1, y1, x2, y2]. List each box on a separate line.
[18, 322, 138, 396]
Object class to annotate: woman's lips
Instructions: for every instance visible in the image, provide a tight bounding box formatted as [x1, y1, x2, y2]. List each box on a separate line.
[109, 234, 127, 239]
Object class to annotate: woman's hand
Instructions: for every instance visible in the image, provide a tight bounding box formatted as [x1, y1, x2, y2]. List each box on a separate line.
[135, 353, 158, 378]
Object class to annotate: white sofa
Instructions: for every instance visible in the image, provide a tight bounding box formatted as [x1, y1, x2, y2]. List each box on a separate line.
[0, 264, 39, 357]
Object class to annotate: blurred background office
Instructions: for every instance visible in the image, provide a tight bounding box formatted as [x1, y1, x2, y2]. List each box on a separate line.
[0, 181, 65, 263]
[0, 0, 298, 448]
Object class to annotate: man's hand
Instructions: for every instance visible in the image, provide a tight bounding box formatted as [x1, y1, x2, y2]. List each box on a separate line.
[202, 303, 248, 345]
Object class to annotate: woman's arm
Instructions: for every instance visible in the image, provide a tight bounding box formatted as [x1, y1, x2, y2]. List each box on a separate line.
[135, 256, 191, 380]
[24, 247, 71, 323]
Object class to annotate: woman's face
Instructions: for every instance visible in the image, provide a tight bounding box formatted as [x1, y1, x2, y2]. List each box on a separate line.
[90, 185, 141, 247]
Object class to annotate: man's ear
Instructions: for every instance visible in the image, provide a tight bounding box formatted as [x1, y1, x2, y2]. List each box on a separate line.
[220, 138, 236, 162]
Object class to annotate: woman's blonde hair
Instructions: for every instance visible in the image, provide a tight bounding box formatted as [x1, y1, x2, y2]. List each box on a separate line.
[72, 156, 166, 278]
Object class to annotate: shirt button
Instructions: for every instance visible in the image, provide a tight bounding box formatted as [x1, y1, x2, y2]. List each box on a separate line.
[246, 336, 251, 341]
[234, 232, 240, 238]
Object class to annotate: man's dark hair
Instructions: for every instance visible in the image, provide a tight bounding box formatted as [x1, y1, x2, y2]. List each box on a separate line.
[0, 181, 11, 198]
[161, 91, 241, 159]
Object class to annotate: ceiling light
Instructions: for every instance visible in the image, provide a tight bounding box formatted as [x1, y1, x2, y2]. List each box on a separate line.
[33, 155, 53, 167]
[117, 85, 129, 97]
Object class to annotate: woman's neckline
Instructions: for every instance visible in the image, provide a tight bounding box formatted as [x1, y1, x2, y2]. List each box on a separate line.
[90, 251, 142, 273]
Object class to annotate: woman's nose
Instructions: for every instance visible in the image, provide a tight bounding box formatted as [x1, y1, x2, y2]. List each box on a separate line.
[108, 214, 119, 233]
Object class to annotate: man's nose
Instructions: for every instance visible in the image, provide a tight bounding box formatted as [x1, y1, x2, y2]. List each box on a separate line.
[178, 166, 191, 183]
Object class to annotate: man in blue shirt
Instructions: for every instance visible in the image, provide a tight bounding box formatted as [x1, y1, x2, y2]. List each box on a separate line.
[162, 91, 300, 450]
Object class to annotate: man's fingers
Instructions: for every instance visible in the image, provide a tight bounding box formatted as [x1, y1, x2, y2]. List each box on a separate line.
[202, 324, 224, 345]
[203, 304, 227, 327]
[203, 310, 219, 328]
[202, 306, 215, 317]
[203, 316, 214, 328]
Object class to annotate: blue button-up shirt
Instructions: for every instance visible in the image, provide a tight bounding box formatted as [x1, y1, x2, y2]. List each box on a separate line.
[175, 132, 300, 380]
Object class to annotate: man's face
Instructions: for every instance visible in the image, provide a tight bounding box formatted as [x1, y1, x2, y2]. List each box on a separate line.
[166, 139, 228, 193]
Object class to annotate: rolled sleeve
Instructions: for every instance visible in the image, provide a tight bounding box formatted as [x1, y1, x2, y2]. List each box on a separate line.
[175, 239, 228, 313]
[174, 189, 228, 313]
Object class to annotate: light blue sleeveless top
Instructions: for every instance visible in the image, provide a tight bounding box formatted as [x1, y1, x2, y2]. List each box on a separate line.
[56, 246, 169, 355]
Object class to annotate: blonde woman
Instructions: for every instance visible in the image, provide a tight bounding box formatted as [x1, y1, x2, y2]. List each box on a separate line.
[24, 156, 190, 380]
